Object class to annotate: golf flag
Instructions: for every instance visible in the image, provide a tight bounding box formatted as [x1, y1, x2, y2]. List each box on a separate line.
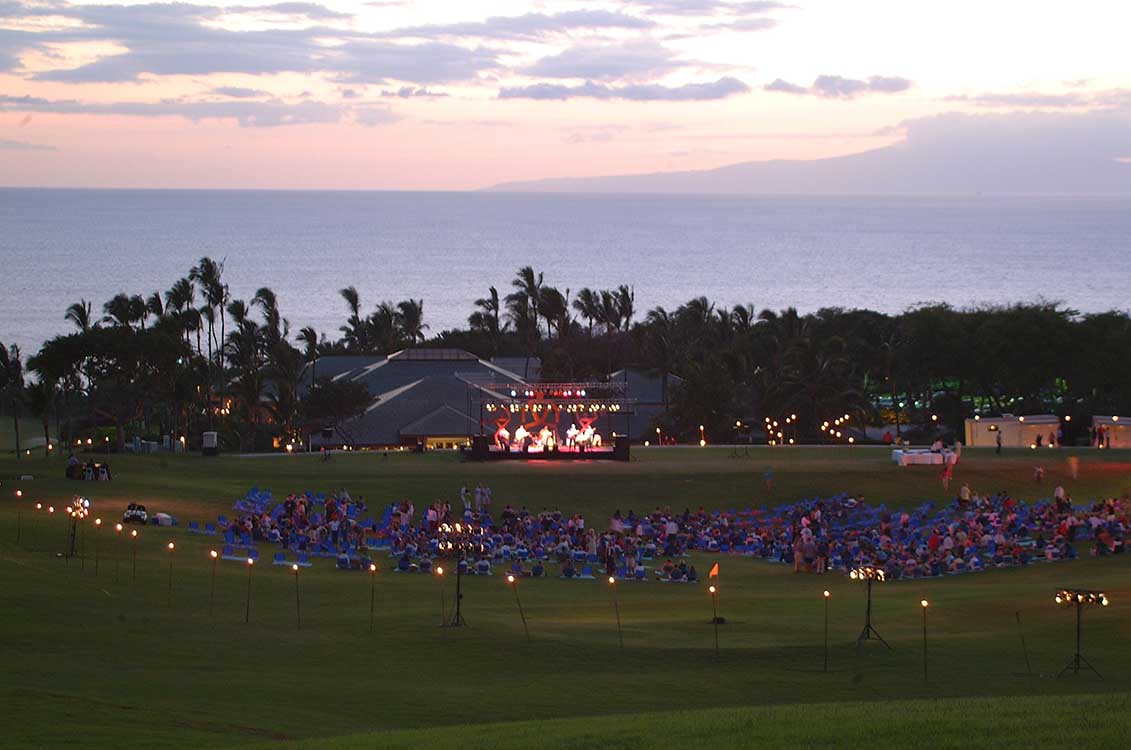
[709, 563, 719, 579]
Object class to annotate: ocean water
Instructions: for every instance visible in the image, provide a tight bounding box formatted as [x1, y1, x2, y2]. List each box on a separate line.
[1, 189, 1129, 355]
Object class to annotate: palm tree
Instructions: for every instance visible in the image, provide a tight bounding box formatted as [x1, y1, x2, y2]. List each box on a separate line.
[395, 299, 428, 345]
[509, 266, 544, 338]
[102, 293, 133, 327]
[297, 326, 321, 389]
[64, 299, 94, 333]
[339, 286, 371, 352]
[370, 302, 400, 353]
[539, 286, 569, 340]
[0, 343, 24, 459]
[505, 293, 539, 380]
[165, 277, 196, 344]
[598, 290, 622, 335]
[190, 256, 227, 360]
[253, 286, 285, 347]
[615, 285, 635, 331]
[469, 286, 507, 356]
[145, 291, 165, 320]
[643, 307, 676, 409]
[573, 288, 600, 336]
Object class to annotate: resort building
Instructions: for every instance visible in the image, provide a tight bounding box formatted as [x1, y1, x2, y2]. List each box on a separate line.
[305, 349, 528, 450]
[1090, 416, 1130, 448]
[963, 414, 1063, 448]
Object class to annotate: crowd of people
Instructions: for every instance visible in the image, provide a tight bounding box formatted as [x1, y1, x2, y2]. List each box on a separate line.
[210, 478, 1126, 582]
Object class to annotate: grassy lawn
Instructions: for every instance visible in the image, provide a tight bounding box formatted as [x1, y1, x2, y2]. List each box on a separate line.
[1, 446, 1129, 748]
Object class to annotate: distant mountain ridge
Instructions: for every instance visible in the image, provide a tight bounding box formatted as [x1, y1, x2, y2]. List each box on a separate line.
[487, 137, 1131, 196]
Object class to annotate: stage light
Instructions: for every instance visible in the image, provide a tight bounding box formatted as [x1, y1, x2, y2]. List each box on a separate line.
[1064, 415, 1072, 422]
[1019, 416, 1025, 422]
[368, 563, 377, 573]
[15, 489, 21, 498]
[1055, 589, 1109, 677]
[644, 440, 650, 446]
[823, 590, 830, 598]
[848, 437, 854, 444]
[48, 506, 55, 514]
[850, 566, 890, 650]
[436, 566, 444, 576]
[115, 523, 122, 532]
[506, 574, 515, 584]
[974, 415, 981, 420]
[921, 599, 929, 608]
[708, 585, 716, 594]
[246, 556, 253, 565]
[931, 415, 938, 422]
[35, 502, 42, 510]
[130, 529, 137, 538]
[1113, 416, 1120, 422]
[167, 541, 175, 551]
[700, 439, 706, 447]
[1030, 444, 1037, 450]
[210, 549, 218, 559]
[94, 518, 102, 527]
[791, 414, 797, 421]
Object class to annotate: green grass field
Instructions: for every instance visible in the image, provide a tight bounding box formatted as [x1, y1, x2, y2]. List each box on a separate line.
[1, 447, 1129, 748]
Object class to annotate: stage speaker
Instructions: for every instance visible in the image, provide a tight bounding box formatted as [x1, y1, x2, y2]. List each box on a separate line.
[471, 435, 489, 461]
[614, 435, 631, 462]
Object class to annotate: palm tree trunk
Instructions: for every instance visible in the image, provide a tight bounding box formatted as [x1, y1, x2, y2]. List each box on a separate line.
[12, 399, 21, 460]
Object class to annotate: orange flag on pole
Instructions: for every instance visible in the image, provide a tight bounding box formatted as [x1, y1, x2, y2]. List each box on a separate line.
[708, 562, 719, 578]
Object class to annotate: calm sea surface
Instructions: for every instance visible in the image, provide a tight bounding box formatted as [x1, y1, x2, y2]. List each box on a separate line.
[1, 189, 1129, 355]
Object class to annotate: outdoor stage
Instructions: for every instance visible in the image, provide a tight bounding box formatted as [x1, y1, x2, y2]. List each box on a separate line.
[465, 442, 624, 461]
[465, 381, 634, 462]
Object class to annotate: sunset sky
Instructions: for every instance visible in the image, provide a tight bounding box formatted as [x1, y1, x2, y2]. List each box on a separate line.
[1, 0, 1129, 189]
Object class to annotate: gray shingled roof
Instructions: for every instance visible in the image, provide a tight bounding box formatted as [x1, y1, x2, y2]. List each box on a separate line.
[309, 350, 526, 446]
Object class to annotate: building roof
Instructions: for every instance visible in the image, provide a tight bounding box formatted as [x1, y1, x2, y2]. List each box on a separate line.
[608, 367, 684, 405]
[965, 414, 1061, 425]
[492, 356, 542, 382]
[308, 349, 527, 446]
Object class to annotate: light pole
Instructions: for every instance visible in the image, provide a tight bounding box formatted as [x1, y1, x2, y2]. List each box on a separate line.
[368, 562, 378, 633]
[208, 550, 218, 617]
[244, 557, 254, 624]
[93, 518, 102, 576]
[436, 566, 447, 628]
[609, 576, 624, 651]
[166, 542, 176, 607]
[114, 523, 123, 583]
[709, 584, 720, 658]
[130, 529, 139, 585]
[506, 574, 530, 642]
[920, 599, 929, 683]
[823, 590, 831, 672]
[292, 564, 301, 630]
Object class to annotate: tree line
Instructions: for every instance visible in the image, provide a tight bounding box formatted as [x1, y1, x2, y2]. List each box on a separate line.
[3, 259, 1130, 456]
